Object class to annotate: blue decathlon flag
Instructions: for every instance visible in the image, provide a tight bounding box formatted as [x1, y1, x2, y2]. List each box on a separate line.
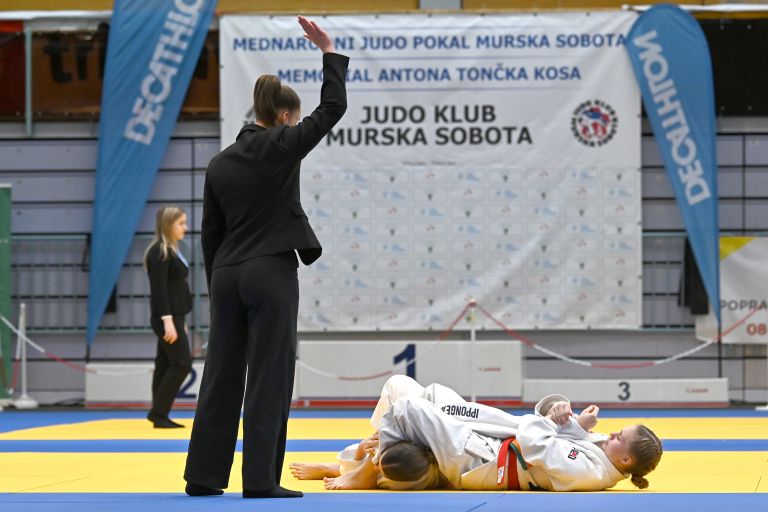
[626, 5, 721, 323]
[87, 0, 217, 345]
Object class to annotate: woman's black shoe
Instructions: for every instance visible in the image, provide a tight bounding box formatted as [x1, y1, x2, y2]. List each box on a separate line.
[147, 412, 184, 429]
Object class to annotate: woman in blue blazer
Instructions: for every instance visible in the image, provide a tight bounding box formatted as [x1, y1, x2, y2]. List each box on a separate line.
[144, 205, 193, 428]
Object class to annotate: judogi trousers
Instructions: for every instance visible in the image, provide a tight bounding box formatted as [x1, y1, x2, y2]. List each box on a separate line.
[184, 251, 299, 491]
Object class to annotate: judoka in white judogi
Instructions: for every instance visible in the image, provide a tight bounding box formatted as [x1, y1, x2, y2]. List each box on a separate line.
[365, 375, 628, 491]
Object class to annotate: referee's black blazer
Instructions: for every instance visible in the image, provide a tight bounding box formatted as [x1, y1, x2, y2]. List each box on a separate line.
[146, 242, 193, 318]
[201, 52, 349, 288]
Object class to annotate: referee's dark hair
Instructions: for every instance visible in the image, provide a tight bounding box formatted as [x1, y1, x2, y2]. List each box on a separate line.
[253, 75, 300, 127]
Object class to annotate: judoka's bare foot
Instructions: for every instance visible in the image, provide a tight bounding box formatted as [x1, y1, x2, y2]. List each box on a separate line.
[289, 462, 340, 480]
[323, 476, 344, 490]
[323, 472, 368, 491]
[323, 454, 378, 490]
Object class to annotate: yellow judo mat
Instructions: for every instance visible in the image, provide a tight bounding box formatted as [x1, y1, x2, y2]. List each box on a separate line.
[1, 412, 766, 495]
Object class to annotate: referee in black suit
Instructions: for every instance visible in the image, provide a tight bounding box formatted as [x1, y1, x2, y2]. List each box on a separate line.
[184, 16, 348, 499]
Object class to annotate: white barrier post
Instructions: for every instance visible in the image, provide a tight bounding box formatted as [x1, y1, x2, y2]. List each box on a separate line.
[468, 299, 477, 403]
[12, 304, 37, 409]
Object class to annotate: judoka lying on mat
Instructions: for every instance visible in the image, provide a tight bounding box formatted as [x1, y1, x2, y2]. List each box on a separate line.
[290, 376, 662, 491]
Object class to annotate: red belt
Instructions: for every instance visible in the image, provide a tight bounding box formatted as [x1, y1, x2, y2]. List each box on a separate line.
[497, 436, 526, 490]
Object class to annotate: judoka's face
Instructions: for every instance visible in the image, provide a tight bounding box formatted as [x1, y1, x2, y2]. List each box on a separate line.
[603, 425, 639, 471]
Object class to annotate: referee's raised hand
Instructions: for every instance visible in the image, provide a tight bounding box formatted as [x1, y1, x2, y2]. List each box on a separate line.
[298, 15, 336, 54]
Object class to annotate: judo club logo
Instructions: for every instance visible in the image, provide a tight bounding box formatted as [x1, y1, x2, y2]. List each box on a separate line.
[571, 100, 617, 147]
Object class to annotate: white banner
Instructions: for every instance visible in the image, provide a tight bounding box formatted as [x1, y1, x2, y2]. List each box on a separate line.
[298, 341, 522, 400]
[696, 237, 768, 344]
[523, 378, 728, 406]
[220, 13, 642, 331]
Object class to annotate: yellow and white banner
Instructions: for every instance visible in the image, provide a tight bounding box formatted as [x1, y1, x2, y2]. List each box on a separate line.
[696, 237, 768, 344]
[220, 13, 642, 331]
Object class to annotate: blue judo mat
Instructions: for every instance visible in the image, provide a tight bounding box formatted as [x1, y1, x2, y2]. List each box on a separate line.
[0, 492, 765, 512]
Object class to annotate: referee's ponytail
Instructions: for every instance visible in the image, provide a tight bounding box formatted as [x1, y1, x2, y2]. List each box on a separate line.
[253, 75, 300, 127]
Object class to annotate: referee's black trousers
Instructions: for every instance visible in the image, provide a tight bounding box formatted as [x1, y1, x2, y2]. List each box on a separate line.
[184, 251, 299, 491]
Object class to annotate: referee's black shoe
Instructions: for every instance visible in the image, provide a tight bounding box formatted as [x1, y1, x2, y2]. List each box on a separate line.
[185, 482, 224, 496]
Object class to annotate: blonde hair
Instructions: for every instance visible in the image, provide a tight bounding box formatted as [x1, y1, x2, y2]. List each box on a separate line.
[627, 424, 663, 489]
[144, 206, 185, 269]
[380, 441, 436, 482]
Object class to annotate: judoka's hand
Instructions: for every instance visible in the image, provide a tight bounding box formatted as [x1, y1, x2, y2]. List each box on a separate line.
[576, 405, 600, 432]
[360, 433, 379, 451]
[546, 401, 572, 426]
[355, 432, 379, 460]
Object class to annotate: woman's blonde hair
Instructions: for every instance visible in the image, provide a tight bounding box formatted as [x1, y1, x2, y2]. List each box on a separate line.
[627, 424, 663, 489]
[144, 206, 185, 269]
[379, 441, 436, 482]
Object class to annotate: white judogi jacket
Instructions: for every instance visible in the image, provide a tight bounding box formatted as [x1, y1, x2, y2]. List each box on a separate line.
[374, 375, 627, 491]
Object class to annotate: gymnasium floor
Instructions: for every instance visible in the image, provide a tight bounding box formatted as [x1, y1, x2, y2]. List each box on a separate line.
[0, 408, 766, 512]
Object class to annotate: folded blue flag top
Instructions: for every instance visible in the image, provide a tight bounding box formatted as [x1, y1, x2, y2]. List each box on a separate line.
[626, 4, 721, 323]
[87, 0, 217, 345]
